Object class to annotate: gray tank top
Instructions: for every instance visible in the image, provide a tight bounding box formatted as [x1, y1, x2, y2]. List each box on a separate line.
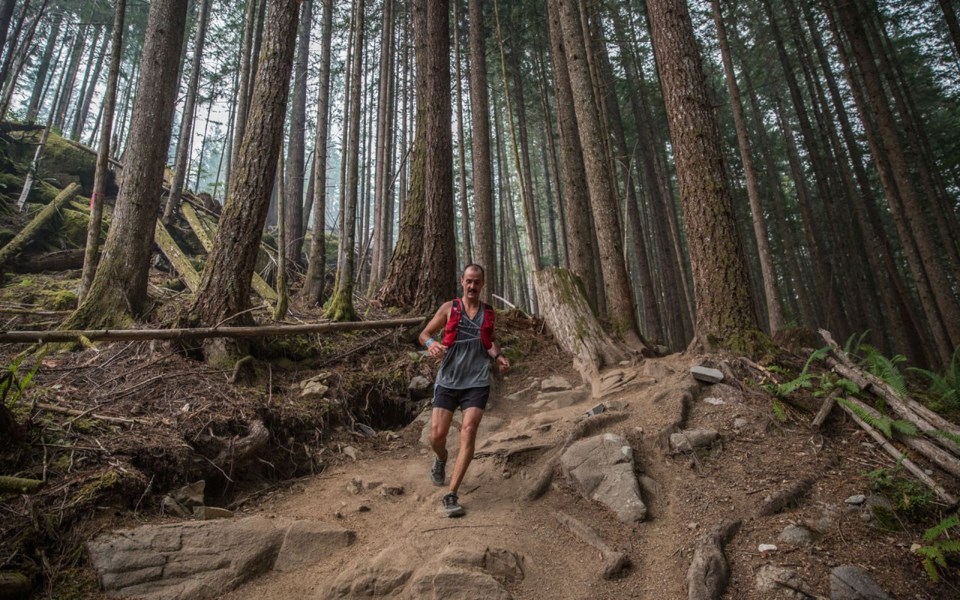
[436, 305, 490, 389]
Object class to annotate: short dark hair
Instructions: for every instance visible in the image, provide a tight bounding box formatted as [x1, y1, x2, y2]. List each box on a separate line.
[462, 263, 485, 279]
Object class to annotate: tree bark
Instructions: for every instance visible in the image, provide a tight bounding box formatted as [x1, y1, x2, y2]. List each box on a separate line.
[228, 0, 258, 200]
[413, 0, 456, 313]
[453, 0, 471, 269]
[163, 0, 211, 223]
[283, 0, 311, 274]
[25, 11, 60, 123]
[467, 0, 496, 302]
[326, 0, 365, 322]
[711, 0, 783, 335]
[71, 23, 108, 141]
[303, 0, 334, 305]
[62, 0, 188, 331]
[184, 0, 299, 363]
[555, 0, 642, 345]
[53, 23, 87, 131]
[646, 0, 758, 346]
[79, 0, 126, 303]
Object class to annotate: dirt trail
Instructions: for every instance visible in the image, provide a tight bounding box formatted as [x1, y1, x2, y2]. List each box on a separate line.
[218, 352, 951, 600]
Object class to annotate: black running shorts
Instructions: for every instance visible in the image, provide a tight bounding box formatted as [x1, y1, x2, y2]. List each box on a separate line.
[432, 384, 490, 412]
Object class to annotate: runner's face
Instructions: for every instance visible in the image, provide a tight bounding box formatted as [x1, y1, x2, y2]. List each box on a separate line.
[461, 268, 484, 300]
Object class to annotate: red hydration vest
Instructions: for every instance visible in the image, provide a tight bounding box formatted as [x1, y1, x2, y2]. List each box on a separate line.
[443, 298, 495, 349]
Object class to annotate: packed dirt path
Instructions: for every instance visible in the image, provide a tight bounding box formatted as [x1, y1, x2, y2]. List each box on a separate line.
[214, 351, 952, 600]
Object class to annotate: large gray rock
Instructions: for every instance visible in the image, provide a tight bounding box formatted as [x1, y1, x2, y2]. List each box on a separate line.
[691, 366, 724, 384]
[755, 565, 814, 599]
[560, 434, 647, 523]
[830, 566, 893, 600]
[322, 545, 522, 599]
[87, 516, 355, 599]
[408, 376, 433, 400]
[540, 375, 572, 392]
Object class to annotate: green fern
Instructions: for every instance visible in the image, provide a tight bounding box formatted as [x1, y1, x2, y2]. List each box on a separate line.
[801, 346, 830, 375]
[774, 372, 814, 397]
[929, 429, 960, 446]
[772, 399, 787, 423]
[910, 346, 960, 413]
[915, 513, 960, 582]
[0, 353, 44, 407]
[860, 344, 908, 397]
[838, 398, 917, 439]
[844, 330, 871, 356]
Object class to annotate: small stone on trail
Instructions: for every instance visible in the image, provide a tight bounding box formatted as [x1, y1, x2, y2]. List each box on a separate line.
[691, 366, 724, 384]
[541, 375, 572, 392]
[669, 429, 719, 452]
[343, 446, 360, 460]
[348, 478, 362, 494]
[365, 480, 382, 490]
[778, 524, 814, 546]
[300, 381, 329, 400]
[380, 485, 404, 496]
[758, 544, 778, 553]
[845, 494, 866, 505]
[756, 565, 812, 598]
[584, 403, 606, 417]
[357, 504, 370, 512]
[356, 423, 376, 436]
[502, 471, 512, 479]
[733, 417, 748, 431]
[687, 522, 698, 530]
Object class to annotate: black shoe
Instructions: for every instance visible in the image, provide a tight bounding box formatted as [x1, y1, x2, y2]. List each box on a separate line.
[443, 492, 465, 518]
[430, 457, 445, 486]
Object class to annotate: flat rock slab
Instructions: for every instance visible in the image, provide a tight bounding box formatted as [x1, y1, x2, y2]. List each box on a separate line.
[691, 366, 724, 384]
[755, 565, 812, 599]
[540, 375, 572, 392]
[322, 545, 522, 599]
[560, 433, 647, 523]
[87, 516, 355, 599]
[830, 565, 893, 600]
[669, 429, 719, 453]
[530, 388, 589, 410]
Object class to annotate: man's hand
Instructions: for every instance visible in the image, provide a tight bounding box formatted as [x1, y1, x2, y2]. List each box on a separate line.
[496, 355, 510, 373]
[427, 342, 448, 362]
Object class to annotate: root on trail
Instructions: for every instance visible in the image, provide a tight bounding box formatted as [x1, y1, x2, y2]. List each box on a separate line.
[686, 519, 741, 600]
[555, 511, 630, 580]
[756, 475, 818, 517]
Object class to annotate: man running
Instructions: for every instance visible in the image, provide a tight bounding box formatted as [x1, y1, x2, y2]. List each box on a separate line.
[418, 264, 510, 517]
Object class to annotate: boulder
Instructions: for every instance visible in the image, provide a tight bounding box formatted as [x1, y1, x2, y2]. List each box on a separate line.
[408, 566, 512, 600]
[408, 376, 433, 400]
[755, 565, 813, 599]
[830, 565, 893, 600]
[560, 434, 647, 523]
[439, 546, 524, 583]
[777, 524, 814, 546]
[691, 366, 724, 384]
[322, 548, 413, 599]
[87, 516, 355, 599]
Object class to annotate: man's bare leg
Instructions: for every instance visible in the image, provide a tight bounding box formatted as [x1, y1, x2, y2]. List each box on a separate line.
[449, 407, 484, 494]
[430, 407, 455, 461]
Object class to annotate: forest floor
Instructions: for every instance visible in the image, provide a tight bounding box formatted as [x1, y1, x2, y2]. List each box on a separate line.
[2, 271, 959, 599]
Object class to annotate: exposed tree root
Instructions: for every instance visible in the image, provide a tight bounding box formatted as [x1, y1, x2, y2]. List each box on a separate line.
[686, 519, 741, 600]
[555, 511, 630, 580]
[756, 475, 818, 517]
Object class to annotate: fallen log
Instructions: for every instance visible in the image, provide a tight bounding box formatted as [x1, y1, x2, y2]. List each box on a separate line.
[837, 399, 957, 506]
[811, 388, 841, 430]
[181, 203, 276, 302]
[154, 219, 201, 292]
[841, 396, 960, 479]
[0, 316, 427, 344]
[0, 475, 43, 494]
[33, 402, 148, 425]
[555, 511, 630, 580]
[0, 183, 81, 269]
[10, 248, 88, 273]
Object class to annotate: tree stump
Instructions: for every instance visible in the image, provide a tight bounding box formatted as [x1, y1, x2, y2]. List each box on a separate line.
[534, 268, 637, 395]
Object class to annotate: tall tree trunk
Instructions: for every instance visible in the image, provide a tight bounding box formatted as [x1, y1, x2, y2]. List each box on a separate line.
[163, 0, 212, 222]
[453, 0, 471, 269]
[939, 0, 960, 67]
[25, 11, 59, 122]
[0, 0, 15, 59]
[71, 24, 108, 140]
[184, 0, 300, 363]
[0, 0, 45, 120]
[711, 0, 783, 335]
[828, 0, 960, 363]
[63, 0, 188, 331]
[555, 0, 642, 345]
[283, 0, 311, 273]
[413, 0, 456, 313]
[228, 0, 258, 199]
[303, 0, 334, 305]
[53, 23, 87, 131]
[645, 0, 758, 346]
[0, 0, 30, 94]
[79, 0, 126, 303]
[546, 0, 597, 309]
[326, 0, 365, 321]
[368, 0, 396, 293]
[468, 0, 496, 302]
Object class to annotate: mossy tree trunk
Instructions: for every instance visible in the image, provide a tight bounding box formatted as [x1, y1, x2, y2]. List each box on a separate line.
[534, 268, 633, 395]
[62, 0, 188, 332]
[183, 0, 299, 364]
[325, 0, 364, 322]
[302, 0, 334, 305]
[79, 0, 126, 303]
